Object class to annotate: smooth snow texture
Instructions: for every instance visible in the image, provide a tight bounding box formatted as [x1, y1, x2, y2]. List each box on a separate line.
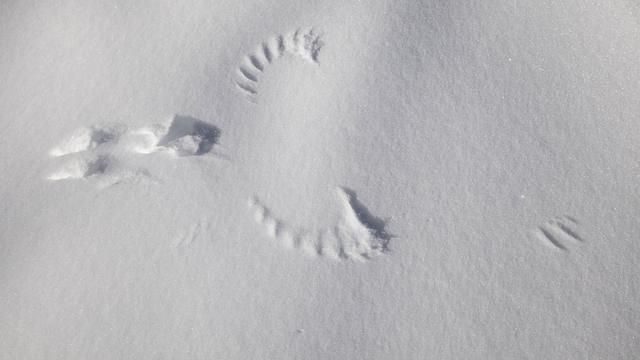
[1, 1, 640, 359]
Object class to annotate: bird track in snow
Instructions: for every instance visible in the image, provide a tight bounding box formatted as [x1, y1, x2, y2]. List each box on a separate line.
[249, 187, 392, 261]
[531, 215, 583, 251]
[47, 115, 221, 187]
[235, 28, 323, 101]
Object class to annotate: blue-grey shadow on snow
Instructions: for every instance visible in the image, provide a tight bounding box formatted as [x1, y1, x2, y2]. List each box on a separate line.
[158, 115, 221, 156]
[340, 187, 393, 244]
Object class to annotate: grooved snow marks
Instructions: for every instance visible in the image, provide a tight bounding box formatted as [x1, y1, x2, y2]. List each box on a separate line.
[532, 216, 583, 251]
[173, 219, 211, 248]
[235, 28, 323, 100]
[47, 115, 220, 186]
[249, 187, 391, 261]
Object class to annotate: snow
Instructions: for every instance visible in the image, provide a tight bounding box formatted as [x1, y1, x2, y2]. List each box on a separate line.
[1, 0, 639, 358]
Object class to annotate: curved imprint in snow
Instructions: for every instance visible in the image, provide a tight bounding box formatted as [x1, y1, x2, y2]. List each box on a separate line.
[249, 187, 391, 261]
[235, 27, 323, 100]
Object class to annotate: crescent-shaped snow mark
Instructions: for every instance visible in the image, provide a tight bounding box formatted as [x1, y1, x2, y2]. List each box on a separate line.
[234, 27, 324, 102]
[248, 187, 391, 261]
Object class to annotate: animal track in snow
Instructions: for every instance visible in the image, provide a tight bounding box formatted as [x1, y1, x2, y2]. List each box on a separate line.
[531, 216, 583, 251]
[249, 187, 391, 261]
[48, 154, 116, 181]
[47, 115, 220, 186]
[235, 27, 323, 100]
[49, 123, 128, 157]
[152, 115, 220, 156]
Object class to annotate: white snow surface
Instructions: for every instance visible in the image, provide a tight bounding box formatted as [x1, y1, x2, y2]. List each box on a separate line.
[1, 1, 640, 358]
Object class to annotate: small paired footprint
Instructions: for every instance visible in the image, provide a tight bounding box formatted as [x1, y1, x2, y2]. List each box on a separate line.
[531, 215, 584, 251]
[47, 115, 220, 186]
[235, 27, 323, 100]
[47, 122, 147, 184]
[249, 187, 392, 261]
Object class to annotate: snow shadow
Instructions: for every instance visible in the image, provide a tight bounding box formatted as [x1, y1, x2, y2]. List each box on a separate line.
[340, 187, 393, 242]
[157, 115, 220, 156]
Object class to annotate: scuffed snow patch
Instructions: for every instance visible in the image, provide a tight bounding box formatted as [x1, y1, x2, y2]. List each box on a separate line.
[46, 115, 220, 187]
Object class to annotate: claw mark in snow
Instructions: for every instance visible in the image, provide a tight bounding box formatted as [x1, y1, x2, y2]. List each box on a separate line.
[531, 216, 583, 251]
[234, 27, 324, 101]
[249, 187, 391, 261]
